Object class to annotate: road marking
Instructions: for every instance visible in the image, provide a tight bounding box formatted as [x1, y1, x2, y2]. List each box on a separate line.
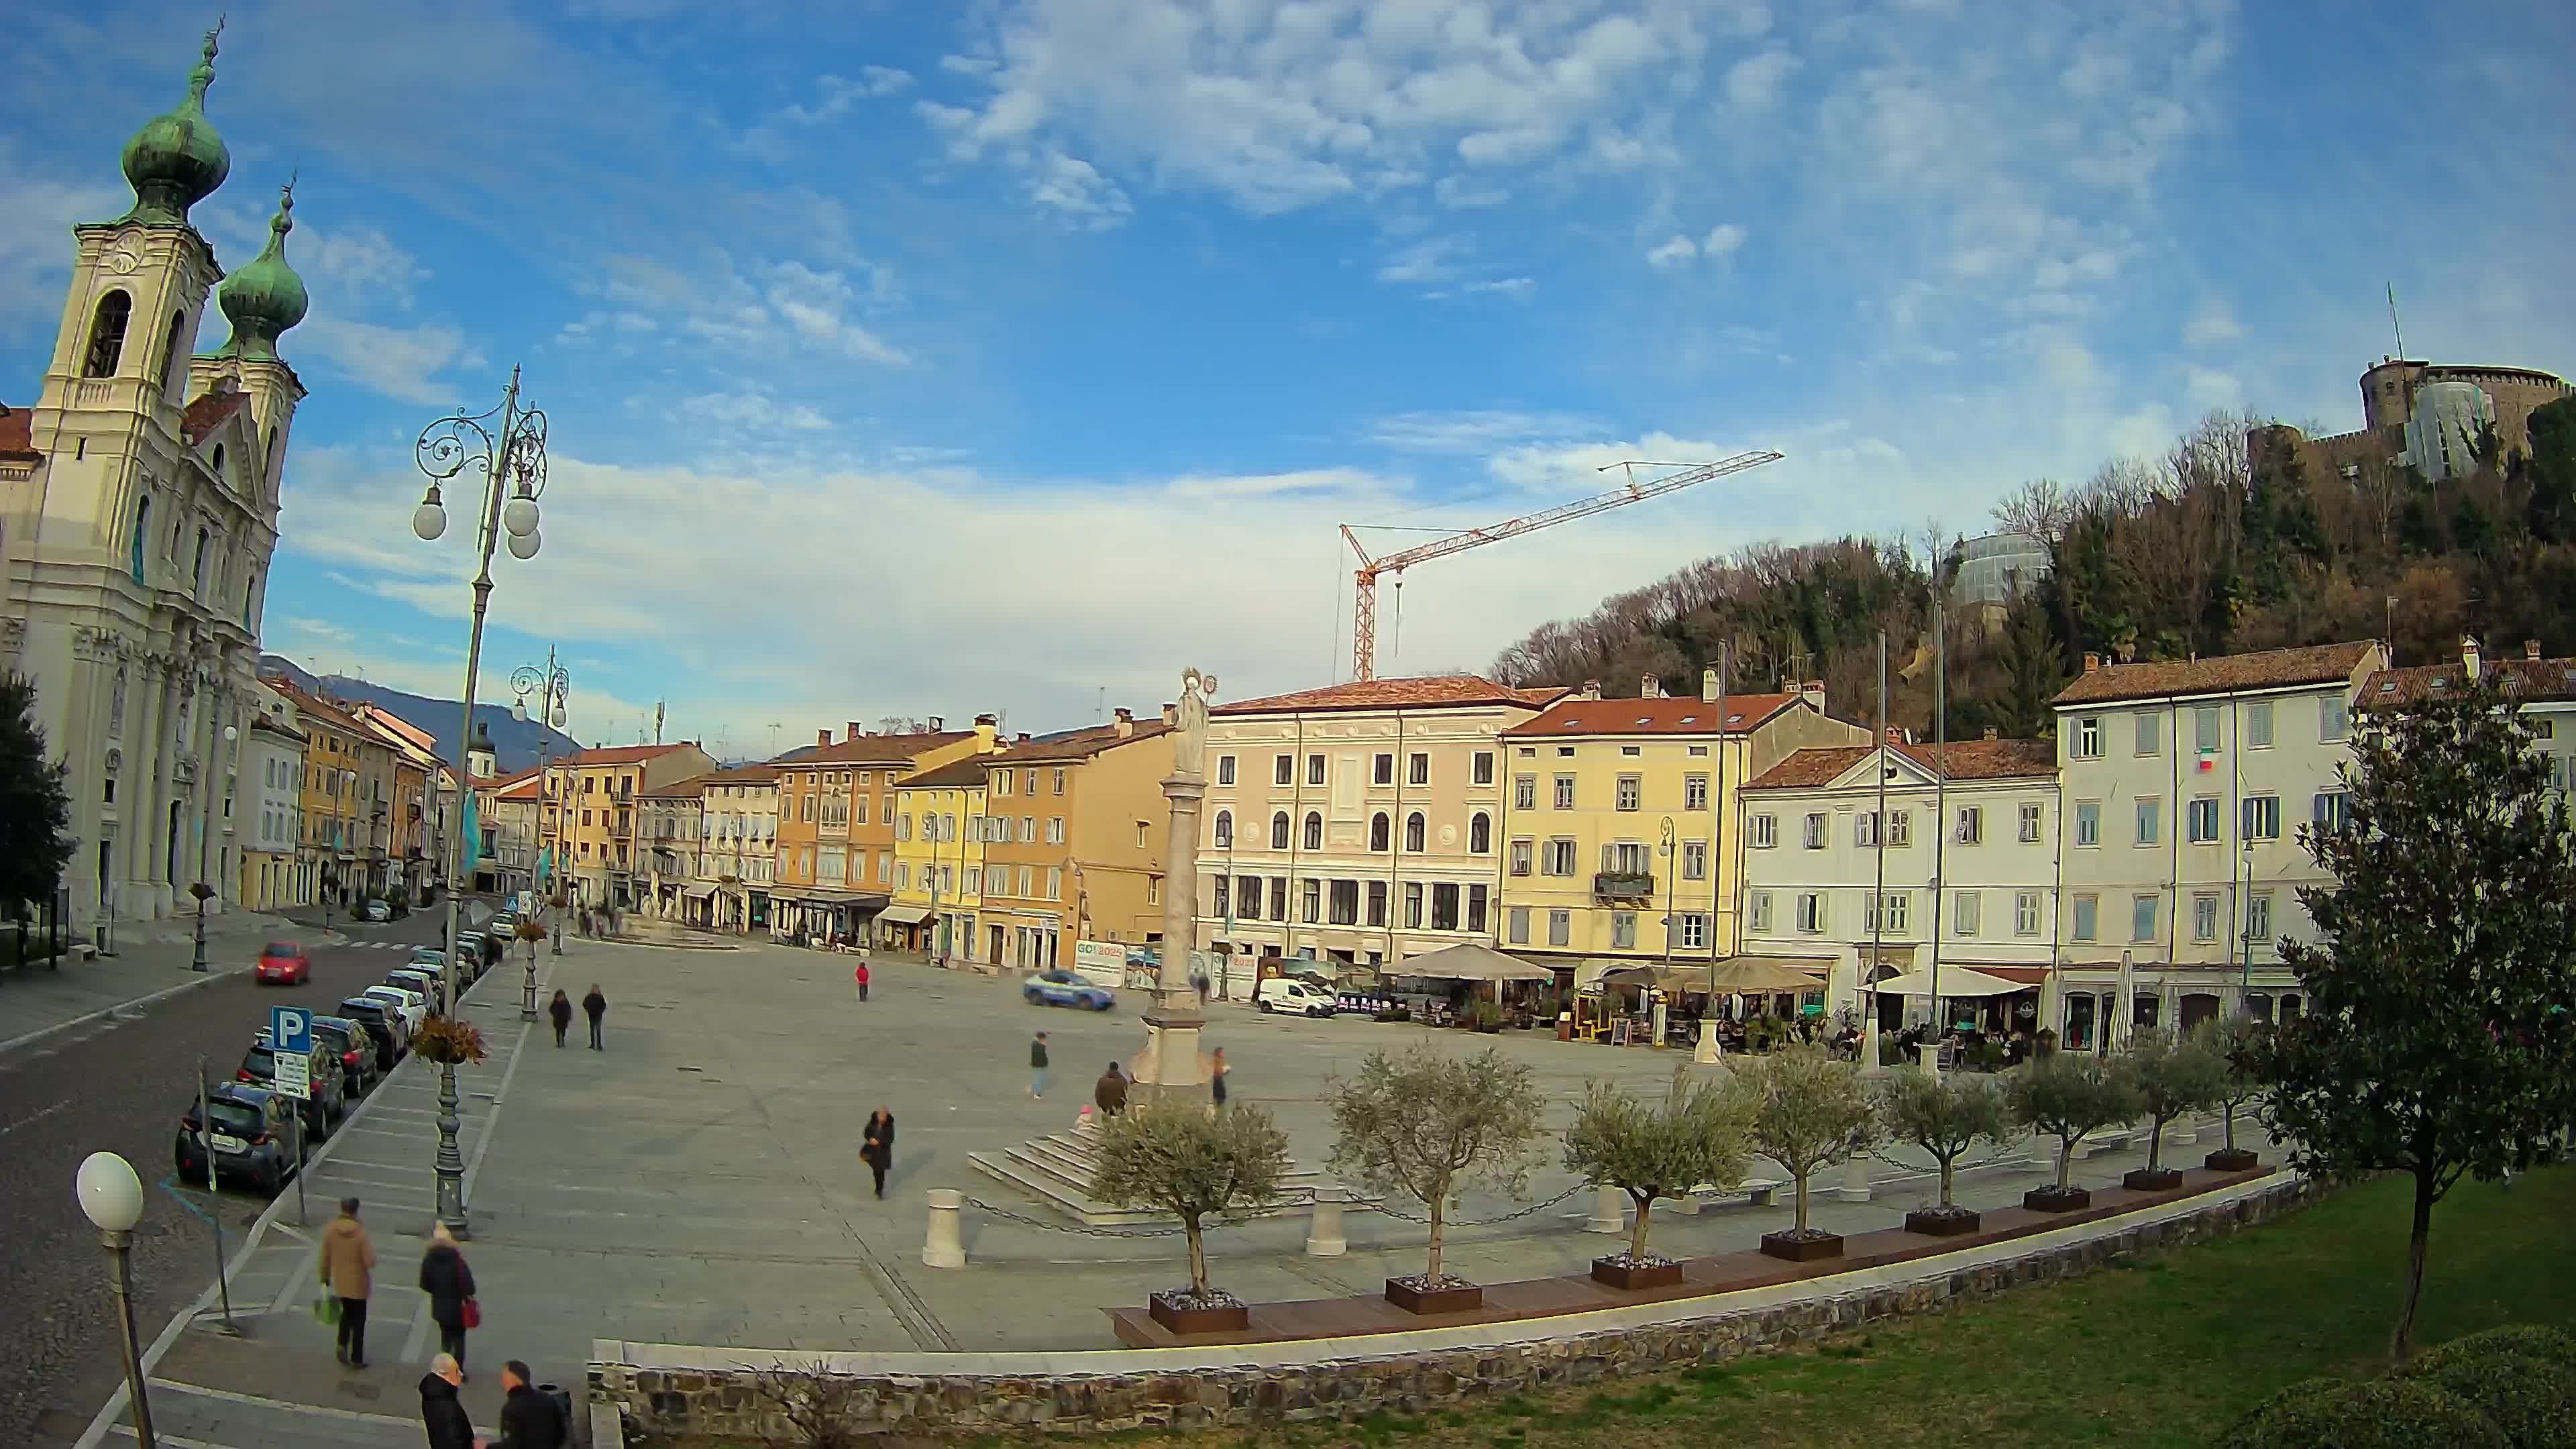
[111, 1428, 233, 1448]
[0, 967, 246, 1057]
[148, 1378, 419, 1426]
[0, 1098, 70, 1134]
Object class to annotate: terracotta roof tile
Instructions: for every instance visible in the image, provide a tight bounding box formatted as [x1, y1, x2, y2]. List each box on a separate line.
[792, 730, 975, 765]
[2051, 641, 2380, 706]
[1216, 675, 1567, 716]
[1746, 738, 2058, 791]
[180, 388, 251, 445]
[0, 403, 38, 462]
[985, 720, 1173, 763]
[562, 743, 696, 766]
[898, 758, 991, 790]
[2363, 655, 2576, 708]
[1502, 693, 1801, 738]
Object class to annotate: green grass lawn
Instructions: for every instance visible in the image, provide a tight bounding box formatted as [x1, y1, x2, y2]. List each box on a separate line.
[1051, 1165, 2576, 1449]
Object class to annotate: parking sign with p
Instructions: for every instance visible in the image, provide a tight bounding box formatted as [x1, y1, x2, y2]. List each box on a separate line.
[270, 1006, 313, 1099]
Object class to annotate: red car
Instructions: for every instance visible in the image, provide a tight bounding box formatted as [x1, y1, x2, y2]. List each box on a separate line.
[255, 941, 311, 985]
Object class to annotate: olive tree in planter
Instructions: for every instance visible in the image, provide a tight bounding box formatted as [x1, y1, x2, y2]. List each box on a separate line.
[1326, 1046, 1545, 1314]
[1877, 1069, 2015, 1236]
[1735, 1045, 1878, 1261]
[1562, 1066, 1756, 1289]
[2200, 1016, 2267, 1172]
[2007, 1051, 2143, 1212]
[2121, 1028, 2226, 1190]
[1090, 1102, 1293, 1334]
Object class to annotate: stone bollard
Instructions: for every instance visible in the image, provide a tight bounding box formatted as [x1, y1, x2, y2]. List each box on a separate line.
[1304, 1187, 1347, 1257]
[922, 1188, 966, 1269]
[1695, 1020, 1722, 1064]
[1585, 1183, 1625, 1234]
[2164, 1116, 2198, 1149]
[1833, 1152, 1873, 1203]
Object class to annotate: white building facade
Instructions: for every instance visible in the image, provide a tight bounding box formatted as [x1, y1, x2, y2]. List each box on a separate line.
[692, 764, 777, 932]
[2051, 641, 2387, 1047]
[1737, 737, 2063, 1032]
[237, 710, 305, 912]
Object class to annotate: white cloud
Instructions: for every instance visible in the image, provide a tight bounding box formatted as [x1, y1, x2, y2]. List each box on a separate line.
[780, 66, 916, 125]
[1464, 276, 1536, 300]
[0, 167, 125, 333]
[2184, 301, 2245, 348]
[577, 252, 911, 368]
[1702, 223, 1747, 258]
[1377, 235, 1467, 285]
[294, 316, 484, 406]
[1723, 49, 1798, 109]
[684, 388, 835, 433]
[1028, 150, 1133, 229]
[1645, 235, 1697, 268]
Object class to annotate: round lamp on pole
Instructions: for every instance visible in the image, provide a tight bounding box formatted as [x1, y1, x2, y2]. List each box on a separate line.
[78, 1151, 155, 1448]
[412, 484, 447, 542]
[502, 492, 539, 539]
[506, 527, 541, 561]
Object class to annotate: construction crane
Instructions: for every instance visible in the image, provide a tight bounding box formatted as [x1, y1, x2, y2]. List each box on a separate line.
[1339, 449, 1785, 680]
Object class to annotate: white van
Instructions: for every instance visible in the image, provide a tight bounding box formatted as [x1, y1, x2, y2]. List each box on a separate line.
[1254, 977, 1339, 1018]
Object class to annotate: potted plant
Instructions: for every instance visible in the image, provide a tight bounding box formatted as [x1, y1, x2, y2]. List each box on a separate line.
[1090, 1103, 1293, 1334]
[2121, 1028, 2226, 1191]
[2007, 1052, 2142, 1212]
[1562, 1066, 1756, 1289]
[1735, 1045, 1878, 1261]
[1471, 999, 1504, 1033]
[1326, 1047, 1545, 1313]
[1878, 1069, 2015, 1236]
[2200, 1016, 2267, 1172]
[412, 1015, 488, 1067]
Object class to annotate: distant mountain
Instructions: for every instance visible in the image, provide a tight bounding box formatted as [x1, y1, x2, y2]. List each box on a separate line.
[256, 655, 579, 775]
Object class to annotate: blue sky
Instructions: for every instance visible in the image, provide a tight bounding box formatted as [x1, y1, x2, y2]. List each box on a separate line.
[5, 0, 2571, 755]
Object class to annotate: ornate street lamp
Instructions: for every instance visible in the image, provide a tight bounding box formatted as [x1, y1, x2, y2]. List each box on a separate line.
[410, 366, 550, 1240]
[511, 649, 571, 975]
[76, 1150, 155, 1448]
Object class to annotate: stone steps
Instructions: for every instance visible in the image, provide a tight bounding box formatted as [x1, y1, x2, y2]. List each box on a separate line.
[967, 1120, 1332, 1228]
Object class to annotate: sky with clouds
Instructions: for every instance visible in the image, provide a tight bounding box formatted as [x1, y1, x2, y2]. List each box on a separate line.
[4, 0, 2571, 758]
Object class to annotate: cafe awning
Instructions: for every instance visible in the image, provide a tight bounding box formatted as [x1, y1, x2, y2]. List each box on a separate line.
[683, 883, 717, 901]
[1595, 963, 1701, 993]
[1395, 943, 1554, 982]
[1871, 965, 2027, 998]
[1699, 955, 1833, 994]
[877, 905, 934, 926]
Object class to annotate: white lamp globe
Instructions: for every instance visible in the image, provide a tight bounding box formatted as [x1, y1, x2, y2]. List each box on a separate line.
[506, 528, 541, 561]
[413, 499, 447, 541]
[551, 704, 568, 729]
[502, 495, 539, 539]
[76, 1151, 144, 1232]
[513, 699, 529, 722]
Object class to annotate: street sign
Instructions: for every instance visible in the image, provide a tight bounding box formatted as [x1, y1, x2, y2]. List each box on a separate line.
[274, 1050, 310, 1100]
[270, 1006, 313, 1056]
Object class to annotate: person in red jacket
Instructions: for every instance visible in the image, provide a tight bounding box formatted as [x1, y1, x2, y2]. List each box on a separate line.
[854, 959, 871, 1002]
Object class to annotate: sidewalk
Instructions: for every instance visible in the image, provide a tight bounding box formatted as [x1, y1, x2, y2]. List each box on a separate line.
[78, 936, 552, 1449]
[0, 907, 333, 1056]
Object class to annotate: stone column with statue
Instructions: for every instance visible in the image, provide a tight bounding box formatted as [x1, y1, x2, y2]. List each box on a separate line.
[1126, 668, 1217, 1106]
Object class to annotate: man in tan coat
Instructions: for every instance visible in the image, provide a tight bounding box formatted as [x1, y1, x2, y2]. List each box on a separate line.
[318, 1197, 378, 1368]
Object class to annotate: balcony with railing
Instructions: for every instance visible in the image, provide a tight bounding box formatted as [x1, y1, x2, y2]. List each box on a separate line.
[1592, 871, 1656, 901]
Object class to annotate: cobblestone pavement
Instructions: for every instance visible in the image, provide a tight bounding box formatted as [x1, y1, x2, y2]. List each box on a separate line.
[73, 932, 2275, 1446]
[0, 903, 489, 1445]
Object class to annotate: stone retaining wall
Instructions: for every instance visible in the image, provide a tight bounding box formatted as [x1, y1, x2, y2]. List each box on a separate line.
[598, 1177, 2314, 1443]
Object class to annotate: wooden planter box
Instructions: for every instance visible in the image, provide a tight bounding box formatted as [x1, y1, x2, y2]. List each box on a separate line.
[2023, 1185, 2092, 1213]
[1590, 1256, 1684, 1290]
[1384, 1277, 1483, 1315]
[1147, 1291, 1249, 1335]
[2123, 1167, 2185, 1191]
[1759, 1230, 1844, 1263]
[1903, 1208, 1982, 1237]
[2204, 1147, 2260, 1173]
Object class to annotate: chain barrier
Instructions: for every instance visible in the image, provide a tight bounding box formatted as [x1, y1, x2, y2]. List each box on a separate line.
[1348, 1181, 1587, 1226]
[959, 1182, 1590, 1238]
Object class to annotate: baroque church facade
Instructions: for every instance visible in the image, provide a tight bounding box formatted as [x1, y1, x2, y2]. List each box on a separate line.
[0, 24, 311, 928]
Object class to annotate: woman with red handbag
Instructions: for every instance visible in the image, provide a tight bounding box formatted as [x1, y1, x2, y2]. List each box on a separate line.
[419, 1223, 480, 1376]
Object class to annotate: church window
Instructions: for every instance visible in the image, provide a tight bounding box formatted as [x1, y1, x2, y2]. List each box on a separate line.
[85, 291, 131, 378]
[129, 496, 150, 582]
[211, 444, 225, 478]
[193, 527, 211, 591]
[158, 311, 186, 398]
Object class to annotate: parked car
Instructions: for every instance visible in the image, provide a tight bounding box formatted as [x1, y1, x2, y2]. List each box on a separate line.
[360, 984, 428, 1036]
[337, 997, 408, 1068]
[455, 932, 494, 976]
[408, 946, 448, 972]
[384, 968, 447, 1013]
[488, 912, 518, 938]
[1255, 977, 1340, 1018]
[311, 1016, 379, 1097]
[254, 941, 311, 985]
[363, 899, 392, 923]
[175, 1083, 303, 1195]
[1022, 969, 1116, 1011]
[236, 1038, 343, 1138]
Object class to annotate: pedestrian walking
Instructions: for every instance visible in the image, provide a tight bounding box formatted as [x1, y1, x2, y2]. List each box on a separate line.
[582, 985, 606, 1050]
[1193, 967, 1210, 1006]
[317, 1196, 376, 1368]
[418, 1353, 478, 1449]
[1094, 1061, 1128, 1117]
[548, 989, 572, 1047]
[1210, 1046, 1230, 1112]
[1029, 1030, 1049, 1099]
[496, 1360, 569, 1448]
[854, 959, 871, 1003]
[861, 1107, 896, 1199]
[419, 1222, 478, 1375]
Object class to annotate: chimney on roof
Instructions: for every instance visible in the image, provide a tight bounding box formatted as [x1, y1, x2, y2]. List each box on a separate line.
[971, 714, 996, 751]
[2084, 651, 2101, 674]
[2461, 635, 2481, 682]
[2527, 639, 2544, 661]
[927, 716, 945, 732]
[1580, 678, 1601, 701]
[817, 728, 832, 747]
[847, 721, 863, 741]
[1801, 679, 1825, 712]
[1016, 732, 1031, 745]
[1114, 707, 1136, 737]
[1700, 666, 1719, 704]
[1641, 674, 1662, 699]
[1983, 727, 1998, 741]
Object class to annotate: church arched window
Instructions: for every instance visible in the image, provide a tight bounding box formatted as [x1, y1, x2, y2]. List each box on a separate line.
[85, 291, 131, 378]
[158, 310, 186, 398]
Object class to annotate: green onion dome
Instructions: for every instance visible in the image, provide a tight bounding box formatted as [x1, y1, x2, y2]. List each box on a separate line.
[118, 24, 231, 227]
[215, 183, 309, 360]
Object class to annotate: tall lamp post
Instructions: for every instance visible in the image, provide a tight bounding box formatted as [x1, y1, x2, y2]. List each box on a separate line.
[513, 652, 570, 967]
[76, 1150, 154, 1448]
[410, 365, 551, 1240]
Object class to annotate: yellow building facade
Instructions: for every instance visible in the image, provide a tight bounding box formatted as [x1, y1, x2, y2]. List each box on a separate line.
[1496, 673, 1868, 987]
[540, 743, 716, 910]
[887, 757, 991, 959]
[975, 708, 1175, 971]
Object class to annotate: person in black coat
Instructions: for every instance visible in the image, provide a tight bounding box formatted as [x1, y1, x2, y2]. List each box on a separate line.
[419, 1223, 478, 1372]
[419, 1356, 474, 1449]
[548, 989, 573, 1047]
[861, 1108, 896, 1199]
[582, 985, 606, 1050]
[496, 1360, 568, 1448]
